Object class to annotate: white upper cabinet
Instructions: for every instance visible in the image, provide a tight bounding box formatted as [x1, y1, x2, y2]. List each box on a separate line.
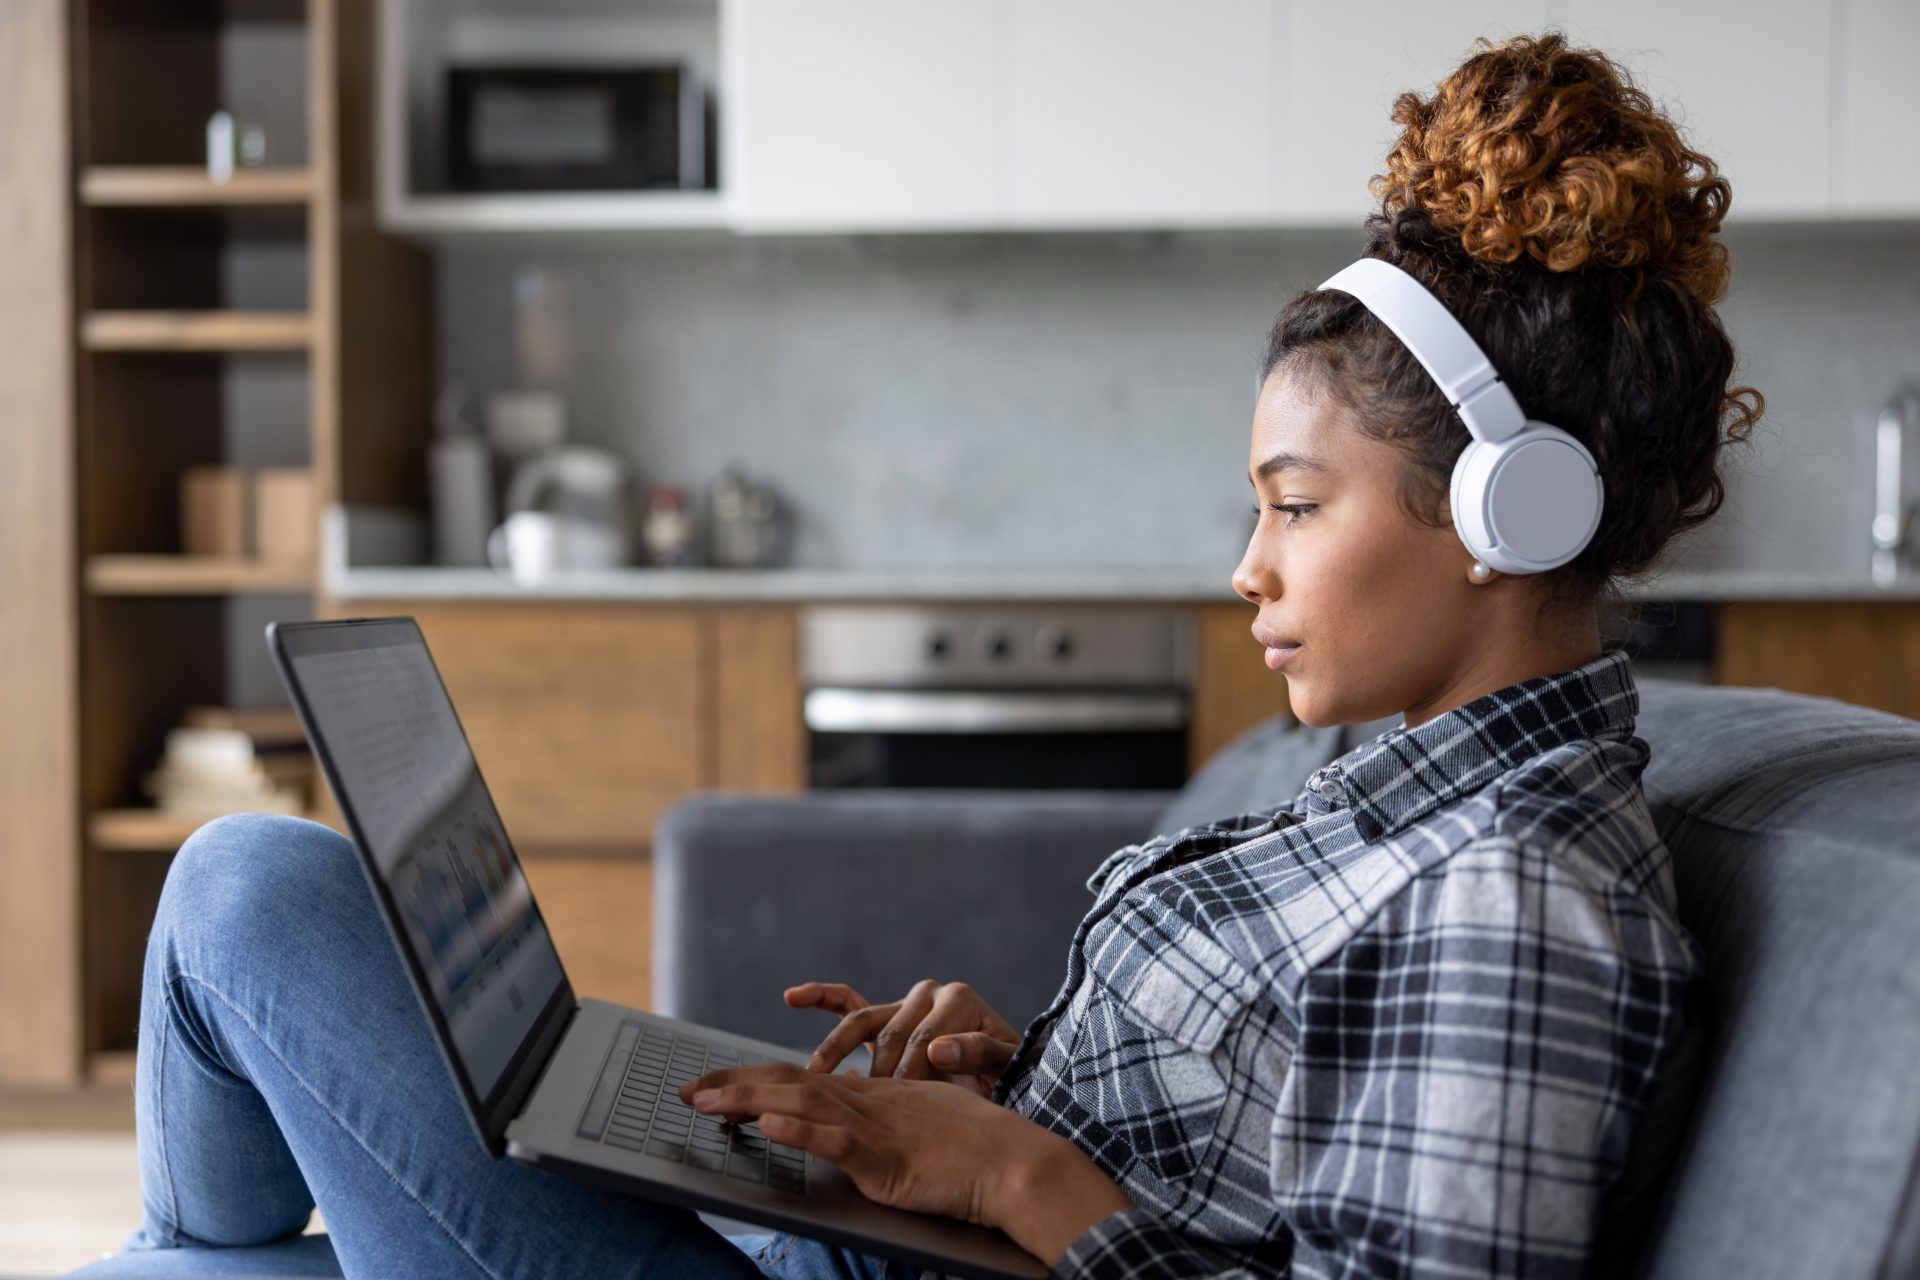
[722, 0, 1000, 231]
[1003, 1, 1275, 227]
[1834, 0, 1920, 215]
[1284, 3, 1551, 224]
[722, 0, 1902, 233]
[1551, 1, 1833, 218]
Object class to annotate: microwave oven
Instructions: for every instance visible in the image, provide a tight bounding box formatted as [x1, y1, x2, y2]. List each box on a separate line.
[445, 65, 710, 192]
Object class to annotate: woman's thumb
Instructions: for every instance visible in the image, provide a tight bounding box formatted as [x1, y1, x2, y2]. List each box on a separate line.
[930, 1033, 1014, 1071]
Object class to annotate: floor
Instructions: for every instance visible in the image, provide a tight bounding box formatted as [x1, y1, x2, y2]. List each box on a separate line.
[0, 1088, 325, 1279]
[0, 1131, 334, 1277]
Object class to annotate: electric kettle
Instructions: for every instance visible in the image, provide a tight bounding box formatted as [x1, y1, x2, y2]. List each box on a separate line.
[497, 446, 633, 570]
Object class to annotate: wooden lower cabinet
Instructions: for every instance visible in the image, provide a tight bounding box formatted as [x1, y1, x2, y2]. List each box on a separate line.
[333, 602, 805, 1014]
[356, 602, 806, 854]
[1714, 601, 1920, 722]
[523, 855, 653, 1012]
[1190, 601, 1293, 768]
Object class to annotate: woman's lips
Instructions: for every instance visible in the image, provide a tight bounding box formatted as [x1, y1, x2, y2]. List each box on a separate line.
[1264, 643, 1301, 671]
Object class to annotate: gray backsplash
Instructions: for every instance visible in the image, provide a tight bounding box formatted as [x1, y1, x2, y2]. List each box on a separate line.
[437, 222, 1920, 580]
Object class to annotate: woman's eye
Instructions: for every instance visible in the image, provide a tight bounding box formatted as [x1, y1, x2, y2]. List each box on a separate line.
[1251, 502, 1316, 525]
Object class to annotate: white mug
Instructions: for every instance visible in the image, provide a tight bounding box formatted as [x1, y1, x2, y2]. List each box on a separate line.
[486, 512, 626, 582]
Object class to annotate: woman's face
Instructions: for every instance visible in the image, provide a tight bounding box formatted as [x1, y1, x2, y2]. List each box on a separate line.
[1232, 363, 1493, 730]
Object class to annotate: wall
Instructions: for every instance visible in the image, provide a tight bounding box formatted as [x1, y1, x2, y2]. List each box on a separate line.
[436, 221, 1920, 582]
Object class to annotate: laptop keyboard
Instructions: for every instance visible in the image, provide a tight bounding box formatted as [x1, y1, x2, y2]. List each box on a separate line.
[576, 1021, 809, 1195]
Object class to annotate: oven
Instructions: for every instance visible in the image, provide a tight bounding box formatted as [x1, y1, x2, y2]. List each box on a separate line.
[799, 605, 1193, 790]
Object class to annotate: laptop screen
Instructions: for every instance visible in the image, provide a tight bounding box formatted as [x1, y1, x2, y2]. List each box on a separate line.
[273, 620, 568, 1105]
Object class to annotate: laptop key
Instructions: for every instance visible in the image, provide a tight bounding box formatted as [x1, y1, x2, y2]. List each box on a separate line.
[645, 1139, 688, 1163]
[726, 1154, 767, 1183]
[767, 1167, 806, 1194]
[687, 1146, 727, 1173]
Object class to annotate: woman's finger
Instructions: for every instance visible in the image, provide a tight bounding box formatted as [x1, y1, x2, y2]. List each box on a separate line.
[890, 982, 978, 1080]
[783, 981, 869, 1016]
[757, 1113, 856, 1166]
[926, 1031, 1017, 1079]
[869, 979, 940, 1080]
[809, 1002, 898, 1074]
[689, 1078, 846, 1125]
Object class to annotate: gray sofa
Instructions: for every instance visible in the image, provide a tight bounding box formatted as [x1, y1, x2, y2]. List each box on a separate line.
[69, 675, 1920, 1278]
[655, 675, 1920, 1280]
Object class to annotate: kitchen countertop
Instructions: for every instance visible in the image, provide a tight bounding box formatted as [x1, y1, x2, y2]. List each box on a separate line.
[326, 563, 1920, 603]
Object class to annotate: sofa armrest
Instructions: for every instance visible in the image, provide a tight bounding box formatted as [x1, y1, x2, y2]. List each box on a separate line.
[650, 788, 1172, 1051]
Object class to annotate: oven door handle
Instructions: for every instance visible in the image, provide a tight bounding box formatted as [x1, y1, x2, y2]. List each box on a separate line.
[803, 687, 1187, 734]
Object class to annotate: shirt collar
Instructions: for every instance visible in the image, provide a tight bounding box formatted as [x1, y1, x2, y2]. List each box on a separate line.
[1297, 647, 1641, 843]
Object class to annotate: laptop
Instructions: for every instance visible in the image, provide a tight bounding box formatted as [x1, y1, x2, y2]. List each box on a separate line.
[267, 617, 1049, 1280]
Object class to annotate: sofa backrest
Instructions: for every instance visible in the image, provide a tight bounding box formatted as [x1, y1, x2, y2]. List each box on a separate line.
[1628, 677, 1920, 1280]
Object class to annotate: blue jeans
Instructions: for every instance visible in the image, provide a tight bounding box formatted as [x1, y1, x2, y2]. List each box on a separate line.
[67, 814, 920, 1280]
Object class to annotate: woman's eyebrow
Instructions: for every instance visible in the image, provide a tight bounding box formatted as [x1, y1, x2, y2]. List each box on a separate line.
[1251, 451, 1333, 482]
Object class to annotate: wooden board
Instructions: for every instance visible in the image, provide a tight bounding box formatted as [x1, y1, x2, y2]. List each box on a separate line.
[82, 166, 314, 205]
[1714, 601, 1920, 721]
[82, 310, 313, 350]
[523, 855, 653, 1013]
[87, 555, 315, 594]
[1189, 601, 1295, 771]
[391, 604, 710, 852]
[0, 0, 83, 1088]
[712, 607, 806, 792]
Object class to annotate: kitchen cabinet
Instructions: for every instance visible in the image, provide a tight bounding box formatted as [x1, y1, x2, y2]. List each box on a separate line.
[723, 0, 1874, 233]
[1552, 1, 1833, 218]
[1834, 0, 1920, 215]
[1285, 2, 1551, 223]
[725, 0, 1276, 231]
[1003, 1, 1276, 227]
[389, 602, 805, 850]
[722, 0, 1000, 231]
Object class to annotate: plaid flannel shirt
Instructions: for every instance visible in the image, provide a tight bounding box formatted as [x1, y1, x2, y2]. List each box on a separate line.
[979, 647, 1701, 1280]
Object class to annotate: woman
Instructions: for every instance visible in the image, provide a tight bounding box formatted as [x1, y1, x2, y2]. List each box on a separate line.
[81, 31, 1754, 1280]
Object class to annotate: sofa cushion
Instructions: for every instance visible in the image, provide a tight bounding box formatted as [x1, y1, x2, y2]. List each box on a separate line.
[1629, 676, 1920, 1280]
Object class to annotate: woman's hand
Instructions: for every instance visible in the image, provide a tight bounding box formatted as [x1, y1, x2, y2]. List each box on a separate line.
[677, 1062, 1057, 1230]
[785, 979, 1023, 1096]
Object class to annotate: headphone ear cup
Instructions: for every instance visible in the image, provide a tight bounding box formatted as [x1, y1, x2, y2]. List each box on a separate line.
[1450, 424, 1603, 575]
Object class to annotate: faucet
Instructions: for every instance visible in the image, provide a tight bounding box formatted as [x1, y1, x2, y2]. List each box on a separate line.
[1872, 386, 1920, 587]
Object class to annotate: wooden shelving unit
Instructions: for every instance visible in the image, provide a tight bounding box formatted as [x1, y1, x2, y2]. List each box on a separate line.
[81, 310, 313, 351]
[0, 0, 434, 1090]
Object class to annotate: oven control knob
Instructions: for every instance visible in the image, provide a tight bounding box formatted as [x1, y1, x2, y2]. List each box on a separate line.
[979, 631, 1013, 662]
[1036, 625, 1075, 662]
[925, 631, 952, 661]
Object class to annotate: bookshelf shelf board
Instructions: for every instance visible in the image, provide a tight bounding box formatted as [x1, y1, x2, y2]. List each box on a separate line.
[90, 807, 337, 852]
[86, 555, 315, 595]
[82, 311, 313, 351]
[81, 166, 315, 206]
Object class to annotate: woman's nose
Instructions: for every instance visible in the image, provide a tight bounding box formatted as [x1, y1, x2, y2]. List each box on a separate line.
[1232, 543, 1271, 604]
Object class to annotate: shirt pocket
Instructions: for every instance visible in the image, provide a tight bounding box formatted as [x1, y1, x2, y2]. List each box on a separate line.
[1084, 894, 1259, 1193]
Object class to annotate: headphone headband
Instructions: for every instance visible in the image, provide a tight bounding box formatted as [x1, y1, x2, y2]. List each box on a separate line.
[1312, 256, 1604, 576]
[1317, 258, 1526, 445]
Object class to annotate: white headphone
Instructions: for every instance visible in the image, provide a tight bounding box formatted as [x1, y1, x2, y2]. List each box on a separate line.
[1317, 257, 1603, 577]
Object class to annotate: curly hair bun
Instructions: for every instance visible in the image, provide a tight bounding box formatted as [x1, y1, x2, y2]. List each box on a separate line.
[1371, 31, 1733, 305]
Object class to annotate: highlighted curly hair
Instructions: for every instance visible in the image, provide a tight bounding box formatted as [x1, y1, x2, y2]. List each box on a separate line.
[1264, 31, 1764, 622]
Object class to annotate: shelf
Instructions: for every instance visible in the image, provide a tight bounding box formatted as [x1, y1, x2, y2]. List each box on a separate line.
[87, 555, 315, 595]
[91, 808, 341, 853]
[81, 166, 314, 207]
[382, 190, 729, 234]
[82, 311, 313, 351]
